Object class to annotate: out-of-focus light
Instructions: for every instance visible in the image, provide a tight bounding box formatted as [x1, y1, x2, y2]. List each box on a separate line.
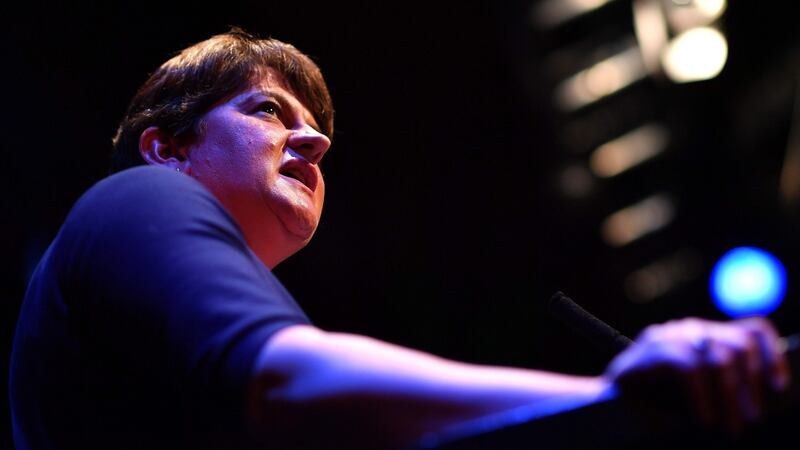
[662, 27, 728, 83]
[601, 193, 675, 246]
[633, 0, 669, 75]
[780, 156, 800, 203]
[695, 0, 726, 18]
[533, 0, 617, 29]
[624, 248, 701, 303]
[710, 247, 787, 318]
[780, 85, 800, 203]
[665, 0, 727, 32]
[556, 45, 647, 111]
[558, 164, 595, 198]
[590, 123, 669, 178]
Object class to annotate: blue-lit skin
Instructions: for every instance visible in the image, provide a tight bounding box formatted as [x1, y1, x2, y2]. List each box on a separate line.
[141, 69, 330, 270]
[710, 247, 787, 318]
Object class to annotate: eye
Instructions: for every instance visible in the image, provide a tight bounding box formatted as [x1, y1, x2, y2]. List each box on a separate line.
[256, 101, 280, 116]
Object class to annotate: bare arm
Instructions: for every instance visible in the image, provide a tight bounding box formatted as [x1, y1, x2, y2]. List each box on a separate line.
[245, 318, 790, 449]
[245, 324, 609, 449]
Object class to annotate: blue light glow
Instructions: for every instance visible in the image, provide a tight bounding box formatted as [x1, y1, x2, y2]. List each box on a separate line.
[710, 247, 786, 318]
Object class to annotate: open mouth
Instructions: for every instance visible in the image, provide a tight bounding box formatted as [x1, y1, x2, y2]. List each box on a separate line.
[279, 160, 317, 192]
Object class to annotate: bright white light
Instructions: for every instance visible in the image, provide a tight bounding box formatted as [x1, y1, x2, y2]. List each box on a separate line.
[695, 0, 727, 21]
[710, 247, 787, 318]
[664, 0, 727, 31]
[662, 27, 728, 83]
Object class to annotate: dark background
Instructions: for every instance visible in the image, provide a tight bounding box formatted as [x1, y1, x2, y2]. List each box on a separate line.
[3, 1, 800, 447]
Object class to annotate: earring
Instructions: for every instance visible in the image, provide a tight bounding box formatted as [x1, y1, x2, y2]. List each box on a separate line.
[176, 167, 181, 173]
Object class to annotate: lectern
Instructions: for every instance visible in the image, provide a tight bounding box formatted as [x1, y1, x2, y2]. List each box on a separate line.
[418, 335, 800, 450]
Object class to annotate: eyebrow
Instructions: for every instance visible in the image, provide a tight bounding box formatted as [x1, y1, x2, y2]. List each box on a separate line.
[246, 89, 323, 133]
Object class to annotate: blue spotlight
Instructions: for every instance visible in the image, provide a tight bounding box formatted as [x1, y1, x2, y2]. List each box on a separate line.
[710, 247, 787, 318]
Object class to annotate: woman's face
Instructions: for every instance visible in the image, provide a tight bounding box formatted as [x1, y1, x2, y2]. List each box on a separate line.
[185, 68, 331, 267]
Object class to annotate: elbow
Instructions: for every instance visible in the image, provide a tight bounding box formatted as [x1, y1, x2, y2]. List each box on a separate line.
[243, 325, 427, 449]
[247, 325, 338, 415]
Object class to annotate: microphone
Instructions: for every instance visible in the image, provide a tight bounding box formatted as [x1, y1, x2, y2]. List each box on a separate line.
[547, 291, 633, 355]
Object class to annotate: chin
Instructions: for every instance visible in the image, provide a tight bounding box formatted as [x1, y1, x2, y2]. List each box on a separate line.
[282, 203, 322, 238]
[283, 215, 319, 245]
[291, 224, 318, 247]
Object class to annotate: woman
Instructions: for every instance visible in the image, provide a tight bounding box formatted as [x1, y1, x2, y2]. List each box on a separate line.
[9, 28, 790, 450]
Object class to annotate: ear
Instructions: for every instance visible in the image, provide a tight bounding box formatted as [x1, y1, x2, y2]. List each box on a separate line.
[139, 126, 191, 173]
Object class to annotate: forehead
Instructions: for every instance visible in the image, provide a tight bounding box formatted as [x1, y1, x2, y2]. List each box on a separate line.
[242, 69, 302, 108]
[249, 67, 293, 93]
[234, 68, 318, 122]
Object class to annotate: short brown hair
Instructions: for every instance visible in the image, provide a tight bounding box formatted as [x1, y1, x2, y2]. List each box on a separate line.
[110, 28, 334, 172]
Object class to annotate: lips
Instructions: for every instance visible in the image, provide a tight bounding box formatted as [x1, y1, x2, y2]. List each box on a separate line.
[279, 159, 318, 192]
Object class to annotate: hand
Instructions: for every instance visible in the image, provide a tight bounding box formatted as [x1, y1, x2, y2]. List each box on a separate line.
[604, 317, 790, 434]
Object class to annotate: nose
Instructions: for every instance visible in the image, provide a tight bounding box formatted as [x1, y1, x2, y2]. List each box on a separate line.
[287, 125, 331, 165]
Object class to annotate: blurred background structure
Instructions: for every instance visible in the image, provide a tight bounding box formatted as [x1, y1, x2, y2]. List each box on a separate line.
[3, 1, 800, 448]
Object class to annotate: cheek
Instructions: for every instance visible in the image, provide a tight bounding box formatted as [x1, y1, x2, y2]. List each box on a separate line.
[209, 126, 279, 179]
[316, 178, 326, 210]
